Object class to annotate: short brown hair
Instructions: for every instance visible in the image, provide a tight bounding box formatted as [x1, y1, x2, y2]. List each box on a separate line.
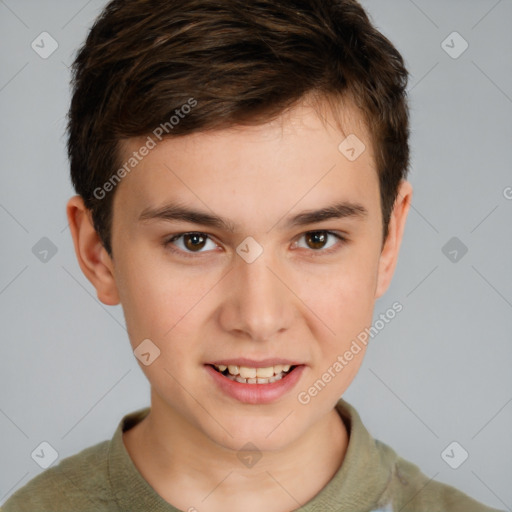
[67, 0, 410, 256]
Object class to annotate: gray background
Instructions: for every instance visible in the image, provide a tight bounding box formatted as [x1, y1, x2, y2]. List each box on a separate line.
[1, 0, 511, 509]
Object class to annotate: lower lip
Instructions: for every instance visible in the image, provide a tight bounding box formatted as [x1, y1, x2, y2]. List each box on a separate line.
[205, 364, 305, 405]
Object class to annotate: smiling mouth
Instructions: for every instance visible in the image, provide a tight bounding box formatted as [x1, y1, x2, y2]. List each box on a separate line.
[208, 363, 298, 384]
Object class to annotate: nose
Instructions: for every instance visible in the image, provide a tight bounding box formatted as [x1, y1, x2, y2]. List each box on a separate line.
[217, 249, 296, 342]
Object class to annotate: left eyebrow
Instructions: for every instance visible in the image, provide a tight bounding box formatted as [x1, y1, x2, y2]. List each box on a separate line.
[138, 200, 369, 232]
[283, 201, 368, 229]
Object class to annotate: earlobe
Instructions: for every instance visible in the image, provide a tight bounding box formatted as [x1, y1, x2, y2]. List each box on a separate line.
[375, 180, 413, 299]
[66, 196, 120, 306]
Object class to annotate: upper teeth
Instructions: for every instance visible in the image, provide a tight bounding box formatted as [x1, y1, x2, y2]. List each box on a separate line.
[214, 364, 291, 378]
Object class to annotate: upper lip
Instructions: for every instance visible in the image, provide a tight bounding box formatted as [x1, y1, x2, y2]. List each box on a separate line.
[207, 358, 302, 367]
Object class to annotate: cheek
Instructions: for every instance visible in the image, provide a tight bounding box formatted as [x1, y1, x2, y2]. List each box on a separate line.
[113, 250, 184, 344]
[304, 257, 378, 337]
[115, 251, 219, 358]
[300, 270, 375, 399]
[337, 268, 376, 316]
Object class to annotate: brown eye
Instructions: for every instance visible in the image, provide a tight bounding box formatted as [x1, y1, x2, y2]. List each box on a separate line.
[164, 232, 217, 257]
[295, 230, 347, 255]
[305, 231, 329, 250]
[183, 233, 207, 251]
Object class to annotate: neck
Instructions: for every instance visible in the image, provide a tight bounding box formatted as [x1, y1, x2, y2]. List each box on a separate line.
[123, 396, 349, 512]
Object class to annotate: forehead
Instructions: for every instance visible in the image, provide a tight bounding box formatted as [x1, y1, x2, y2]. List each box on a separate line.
[112, 98, 379, 229]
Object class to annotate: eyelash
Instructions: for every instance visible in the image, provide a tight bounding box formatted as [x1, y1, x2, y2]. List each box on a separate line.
[163, 230, 348, 259]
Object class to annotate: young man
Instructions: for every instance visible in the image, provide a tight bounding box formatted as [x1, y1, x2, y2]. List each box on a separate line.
[2, 1, 504, 511]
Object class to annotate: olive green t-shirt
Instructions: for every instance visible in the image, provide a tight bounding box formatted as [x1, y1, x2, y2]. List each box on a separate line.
[2, 398, 504, 512]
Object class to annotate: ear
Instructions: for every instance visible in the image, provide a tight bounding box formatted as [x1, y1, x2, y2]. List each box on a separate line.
[375, 180, 413, 299]
[66, 195, 120, 305]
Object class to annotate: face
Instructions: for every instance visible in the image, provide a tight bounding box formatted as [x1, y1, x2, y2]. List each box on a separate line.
[80, 99, 411, 452]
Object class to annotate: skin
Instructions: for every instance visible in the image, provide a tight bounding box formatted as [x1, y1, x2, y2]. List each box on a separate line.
[67, 97, 412, 512]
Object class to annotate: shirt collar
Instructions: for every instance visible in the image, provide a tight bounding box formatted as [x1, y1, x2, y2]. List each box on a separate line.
[298, 399, 396, 511]
[108, 398, 396, 511]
